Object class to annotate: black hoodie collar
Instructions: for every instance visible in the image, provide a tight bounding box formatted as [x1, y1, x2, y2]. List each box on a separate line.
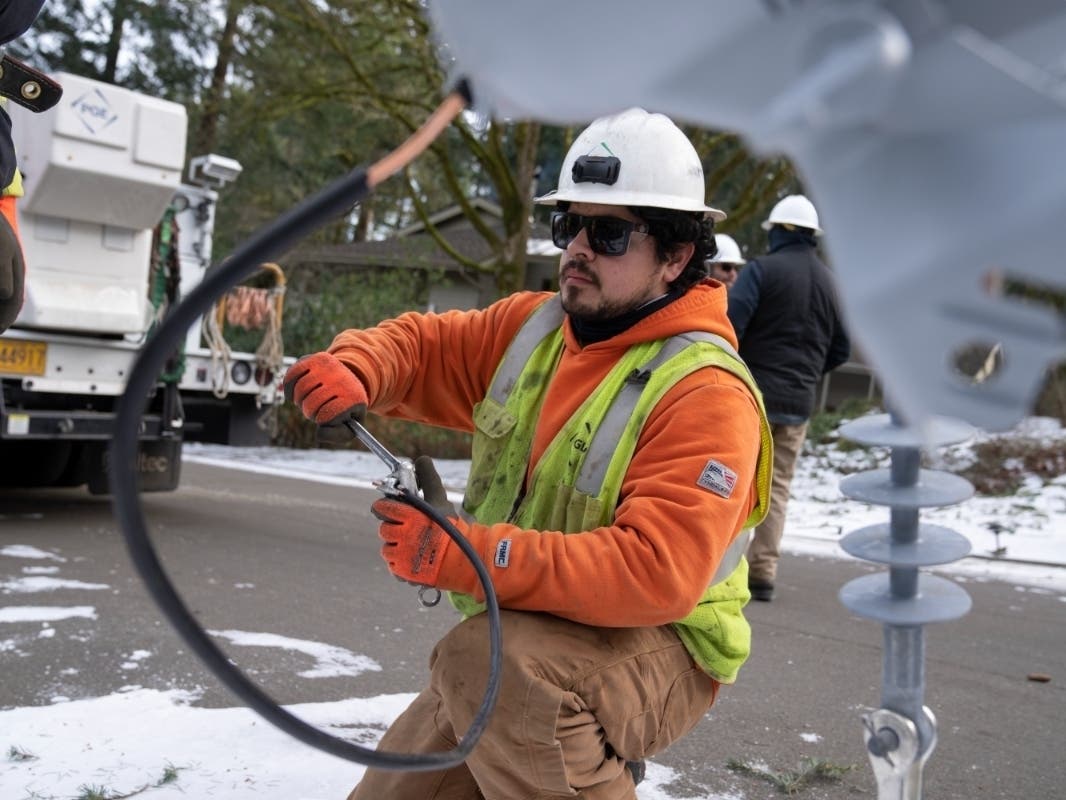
[768, 226, 818, 252]
[569, 286, 684, 346]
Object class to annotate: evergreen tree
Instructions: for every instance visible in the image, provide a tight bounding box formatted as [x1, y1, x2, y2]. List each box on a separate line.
[16, 1, 800, 296]
[12, 0, 219, 103]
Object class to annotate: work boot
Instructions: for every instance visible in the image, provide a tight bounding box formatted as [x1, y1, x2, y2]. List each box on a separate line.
[749, 577, 775, 602]
[626, 759, 646, 786]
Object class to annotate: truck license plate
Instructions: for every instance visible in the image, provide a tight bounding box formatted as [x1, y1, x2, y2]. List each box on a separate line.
[0, 339, 47, 376]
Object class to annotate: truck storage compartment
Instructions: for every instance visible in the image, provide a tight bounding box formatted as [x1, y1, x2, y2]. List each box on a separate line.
[10, 72, 188, 335]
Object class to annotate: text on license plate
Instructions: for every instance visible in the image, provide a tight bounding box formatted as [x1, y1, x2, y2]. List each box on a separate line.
[0, 339, 47, 376]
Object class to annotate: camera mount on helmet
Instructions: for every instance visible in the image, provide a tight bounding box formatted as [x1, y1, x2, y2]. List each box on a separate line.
[572, 155, 620, 185]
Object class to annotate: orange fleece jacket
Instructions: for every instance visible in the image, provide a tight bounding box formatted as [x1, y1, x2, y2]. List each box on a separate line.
[329, 282, 761, 628]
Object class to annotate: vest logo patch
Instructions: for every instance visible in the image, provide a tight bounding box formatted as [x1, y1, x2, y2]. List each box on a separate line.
[698, 460, 737, 499]
[494, 539, 511, 568]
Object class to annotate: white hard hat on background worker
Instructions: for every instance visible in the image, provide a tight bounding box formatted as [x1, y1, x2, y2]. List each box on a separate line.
[707, 233, 744, 288]
[535, 107, 726, 220]
[762, 194, 821, 235]
[710, 234, 744, 265]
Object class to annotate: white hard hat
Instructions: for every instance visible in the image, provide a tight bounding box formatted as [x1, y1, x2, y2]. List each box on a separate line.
[709, 234, 744, 264]
[762, 194, 822, 234]
[535, 107, 726, 221]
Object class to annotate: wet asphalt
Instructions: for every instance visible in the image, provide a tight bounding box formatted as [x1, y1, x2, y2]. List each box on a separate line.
[1, 461, 1062, 799]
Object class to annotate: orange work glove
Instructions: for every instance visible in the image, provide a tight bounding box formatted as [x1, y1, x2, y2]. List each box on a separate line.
[283, 352, 368, 445]
[373, 456, 462, 587]
[0, 206, 25, 332]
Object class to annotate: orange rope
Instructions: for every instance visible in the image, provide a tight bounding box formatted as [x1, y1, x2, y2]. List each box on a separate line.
[225, 286, 272, 329]
[217, 262, 286, 330]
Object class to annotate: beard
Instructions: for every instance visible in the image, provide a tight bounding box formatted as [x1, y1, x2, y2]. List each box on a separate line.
[561, 289, 635, 322]
[559, 258, 659, 322]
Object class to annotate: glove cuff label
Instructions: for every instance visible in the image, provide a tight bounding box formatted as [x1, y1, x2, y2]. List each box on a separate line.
[493, 539, 512, 568]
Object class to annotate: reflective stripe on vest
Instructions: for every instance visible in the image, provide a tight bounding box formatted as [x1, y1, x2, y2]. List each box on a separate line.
[487, 296, 566, 406]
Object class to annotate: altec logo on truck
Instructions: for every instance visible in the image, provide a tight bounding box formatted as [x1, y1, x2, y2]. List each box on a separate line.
[0, 73, 287, 494]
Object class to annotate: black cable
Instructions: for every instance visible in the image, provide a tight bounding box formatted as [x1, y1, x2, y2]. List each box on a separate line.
[111, 163, 502, 770]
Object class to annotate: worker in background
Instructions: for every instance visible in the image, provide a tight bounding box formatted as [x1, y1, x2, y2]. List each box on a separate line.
[727, 193, 850, 602]
[707, 232, 744, 288]
[285, 107, 772, 799]
[0, 0, 47, 331]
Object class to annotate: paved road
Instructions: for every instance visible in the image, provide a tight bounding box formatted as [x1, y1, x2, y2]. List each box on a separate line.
[1, 461, 1063, 798]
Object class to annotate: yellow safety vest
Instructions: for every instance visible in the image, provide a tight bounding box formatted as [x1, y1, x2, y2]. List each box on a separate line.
[452, 296, 773, 683]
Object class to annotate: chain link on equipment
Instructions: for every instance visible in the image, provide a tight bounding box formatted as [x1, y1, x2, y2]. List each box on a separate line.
[148, 207, 186, 385]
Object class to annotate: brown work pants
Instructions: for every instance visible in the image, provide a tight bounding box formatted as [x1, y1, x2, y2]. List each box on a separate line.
[348, 610, 719, 800]
[747, 420, 808, 583]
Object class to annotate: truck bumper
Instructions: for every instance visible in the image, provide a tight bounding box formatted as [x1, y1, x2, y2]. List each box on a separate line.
[0, 376, 184, 493]
[1, 406, 173, 439]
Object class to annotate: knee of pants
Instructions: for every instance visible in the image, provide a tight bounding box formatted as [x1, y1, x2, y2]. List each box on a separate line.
[430, 611, 565, 684]
[428, 611, 596, 736]
[430, 612, 493, 682]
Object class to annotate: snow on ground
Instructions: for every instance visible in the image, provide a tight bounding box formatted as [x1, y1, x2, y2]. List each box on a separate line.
[2, 688, 416, 800]
[2, 686, 734, 800]
[783, 415, 1066, 591]
[2, 415, 1063, 799]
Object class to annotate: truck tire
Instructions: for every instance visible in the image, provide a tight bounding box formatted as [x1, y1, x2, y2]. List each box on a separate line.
[0, 440, 74, 487]
[53, 443, 90, 487]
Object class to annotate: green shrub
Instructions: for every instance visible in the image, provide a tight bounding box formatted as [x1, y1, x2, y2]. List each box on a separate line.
[270, 264, 467, 454]
[805, 397, 881, 446]
[277, 408, 471, 460]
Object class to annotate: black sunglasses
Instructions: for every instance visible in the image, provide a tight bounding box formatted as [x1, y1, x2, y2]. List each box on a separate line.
[551, 211, 651, 256]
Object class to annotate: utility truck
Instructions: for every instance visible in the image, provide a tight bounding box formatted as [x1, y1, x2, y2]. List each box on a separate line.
[0, 72, 286, 493]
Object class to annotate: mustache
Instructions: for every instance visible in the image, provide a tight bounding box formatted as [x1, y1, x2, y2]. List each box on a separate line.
[561, 258, 598, 285]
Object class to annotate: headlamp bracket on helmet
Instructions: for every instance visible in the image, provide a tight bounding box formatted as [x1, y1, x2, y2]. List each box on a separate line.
[572, 155, 620, 185]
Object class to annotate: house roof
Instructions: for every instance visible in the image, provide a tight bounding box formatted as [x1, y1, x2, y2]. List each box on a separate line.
[288, 198, 560, 270]
[393, 197, 503, 237]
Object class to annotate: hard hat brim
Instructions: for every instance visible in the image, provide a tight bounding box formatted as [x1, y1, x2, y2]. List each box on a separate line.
[536, 189, 727, 222]
[761, 219, 822, 235]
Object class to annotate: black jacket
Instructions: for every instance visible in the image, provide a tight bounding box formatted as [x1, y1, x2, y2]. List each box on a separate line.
[727, 234, 850, 421]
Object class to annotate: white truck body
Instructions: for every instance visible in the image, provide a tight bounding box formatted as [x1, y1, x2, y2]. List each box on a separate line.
[0, 72, 284, 492]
